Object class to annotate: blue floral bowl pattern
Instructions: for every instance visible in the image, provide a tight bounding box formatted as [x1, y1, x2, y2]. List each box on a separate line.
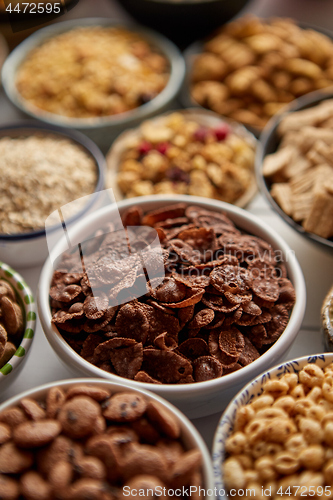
[212, 353, 331, 500]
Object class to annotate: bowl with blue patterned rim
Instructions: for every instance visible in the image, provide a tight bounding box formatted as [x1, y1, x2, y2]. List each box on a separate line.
[0, 261, 36, 393]
[212, 352, 333, 500]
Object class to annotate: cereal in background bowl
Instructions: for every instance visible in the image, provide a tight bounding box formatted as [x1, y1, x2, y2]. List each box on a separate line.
[0, 379, 214, 498]
[107, 110, 257, 206]
[188, 16, 333, 131]
[213, 353, 333, 500]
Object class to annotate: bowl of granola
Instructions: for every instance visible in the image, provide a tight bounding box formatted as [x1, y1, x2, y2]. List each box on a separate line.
[38, 195, 306, 418]
[0, 261, 36, 395]
[106, 109, 257, 206]
[1, 18, 185, 152]
[0, 122, 105, 268]
[213, 353, 333, 500]
[257, 90, 333, 250]
[0, 378, 214, 498]
[183, 16, 333, 135]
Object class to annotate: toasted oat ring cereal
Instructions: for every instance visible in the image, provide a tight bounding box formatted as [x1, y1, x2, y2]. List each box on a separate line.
[218, 357, 333, 500]
[107, 110, 256, 206]
[0, 382, 205, 499]
[190, 16, 333, 130]
[49, 203, 296, 385]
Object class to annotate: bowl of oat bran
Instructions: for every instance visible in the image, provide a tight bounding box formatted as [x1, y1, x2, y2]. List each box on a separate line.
[38, 195, 306, 418]
[1, 18, 185, 152]
[0, 122, 105, 268]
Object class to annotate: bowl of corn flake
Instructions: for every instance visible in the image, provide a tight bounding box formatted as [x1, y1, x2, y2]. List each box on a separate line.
[0, 122, 105, 268]
[106, 109, 257, 206]
[257, 90, 333, 250]
[38, 195, 305, 418]
[0, 261, 36, 394]
[213, 352, 333, 500]
[1, 18, 185, 152]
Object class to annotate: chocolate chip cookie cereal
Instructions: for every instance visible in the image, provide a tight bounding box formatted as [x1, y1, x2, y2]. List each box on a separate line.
[223, 362, 333, 500]
[0, 384, 203, 499]
[0, 279, 24, 369]
[16, 26, 169, 119]
[112, 112, 256, 204]
[191, 16, 333, 129]
[49, 203, 296, 384]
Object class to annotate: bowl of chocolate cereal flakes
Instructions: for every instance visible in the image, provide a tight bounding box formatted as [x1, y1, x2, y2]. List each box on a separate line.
[0, 261, 36, 393]
[1, 18, 185, 151]
[184, 16, 333, 134]
[106, 109, 257, 207]
[257, 90, 333, 250]
[38, 196, 306, 418]
[213, 353, 333, 500]
[0, 378, 214, 499]
[0, 122, 105, 268]
[322, 285, 333, 352]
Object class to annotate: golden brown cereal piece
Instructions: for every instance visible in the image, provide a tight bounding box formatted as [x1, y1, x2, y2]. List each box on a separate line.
[270, 183, 293, 216]
[302, 190, 333, 239]
[68, 478, 111, 500]
[0, 280, 16, 302]
[146, 401, 180, 439]
[20, 398, 46, 421]
[103, 393, 147, 422]
[0, 342, 17, 368]
[224, 456, 246, 490]
[13, 419, 61, 448]
[48, 460, 73, 490]
[46, 386, 66, 419]
[0, 422, 11, 445]
[121, 444, 168, 482]
[58, 396, 101, 439]
[170, 449, 202, 489]
[0, 407, 27, 427]
[121, 475, 167, 500]
[37, 435, 81, 476]
[66, 385, 111, 402]
[0, 324, 7, 360]
[1, 296, 24, 336]
[75, 456, 106, 480]
[0, 475, 20, 500]
[0, 442, 33, 473]
[20, 471, 52, 500]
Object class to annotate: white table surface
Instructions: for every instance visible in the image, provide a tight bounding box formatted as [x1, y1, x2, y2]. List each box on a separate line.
[0, 0, 333, 454]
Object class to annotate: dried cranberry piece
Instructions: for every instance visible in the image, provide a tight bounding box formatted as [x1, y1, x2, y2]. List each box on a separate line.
[214, 123, 229, 141]
[138, 141, 152, 155]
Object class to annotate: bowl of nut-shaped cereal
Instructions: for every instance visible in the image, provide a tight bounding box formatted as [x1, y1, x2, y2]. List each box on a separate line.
[183, 16, 333, 135]
[0, 122, 105, 268]
[213, 353, 333, 500]
[1, 18, 185, 152]
[0, 378, 214, 498]
[38, 195, 306, 418]
[106, 109, 257, 206]
[257, 90, 333, 250]
[0, 261, 36, 394]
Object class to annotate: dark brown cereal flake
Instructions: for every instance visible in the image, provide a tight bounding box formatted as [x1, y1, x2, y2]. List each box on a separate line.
[210, 265, 252, 294]
[263, 305, 289, 344]
[49, 284, 82, 303]
[80, 334, 103, 363]
[142, 204, 186, 226]
[83, 293, 109, 320]
[177, 304, 195, 328]
[154, 332, 178, 351]
[188, 308, 214, 329]
[103, 393, 147, 422]
[115, 302, 149, 343]
[142, 349, 193, 384]
[277, 278, 296, 309]
[93, 337, 136, 363]
[238, 337, 260, 366]
[248, 324, 267, 349]
[252, 276, 280, 303]
[122, 206, 143, 227]
[193, 356, 223, 381]
[109, 341, 143, 379]
[177, 338, 209, 360]
[151, 277, 187, 304]
[202, 293, 240, 313]
[134, 371, 162, 384]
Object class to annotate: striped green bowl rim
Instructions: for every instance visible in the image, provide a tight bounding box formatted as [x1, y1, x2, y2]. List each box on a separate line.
[0, 261, 36, 378]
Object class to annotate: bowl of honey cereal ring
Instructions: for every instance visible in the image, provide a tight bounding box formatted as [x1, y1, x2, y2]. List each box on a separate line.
[0, 261, 36, 394]
[0, 378, 214, 499]
[1, 18, 185, 152]
[106, 109, 257, 207]
[37, 195, 306, 418]
[212, 352, 333, 500]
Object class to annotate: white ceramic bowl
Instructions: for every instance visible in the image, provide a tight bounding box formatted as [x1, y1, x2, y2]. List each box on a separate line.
[106, 108, 258, 207]
[0, 122, 106, 268]
[38, 195, 306, 419]
[0, 377, 214, 495]
[1, 18, 185, 153]
[0, 261, 36, 394]
[212, 352, 333, 500]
